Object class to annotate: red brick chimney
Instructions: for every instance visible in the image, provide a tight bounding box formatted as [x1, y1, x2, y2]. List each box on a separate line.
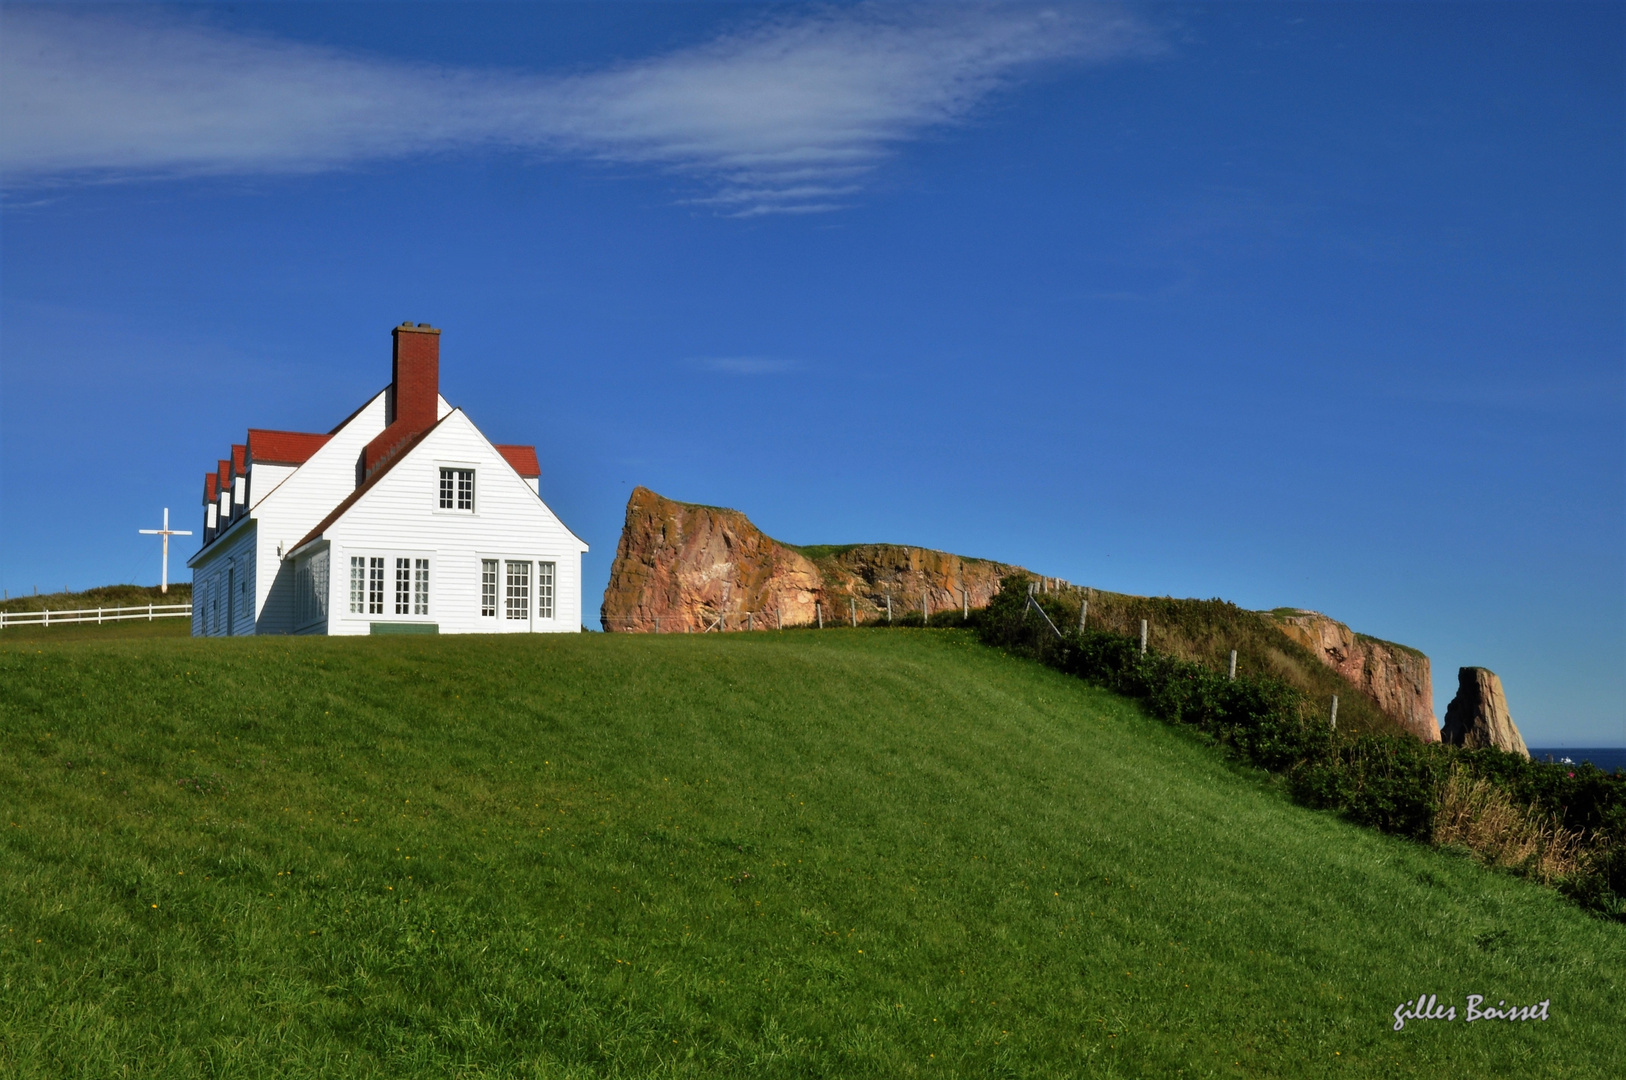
[363, 322, 441, 477]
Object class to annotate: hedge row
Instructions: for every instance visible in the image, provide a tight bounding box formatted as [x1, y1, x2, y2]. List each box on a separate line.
[974, 575, 1626, 920]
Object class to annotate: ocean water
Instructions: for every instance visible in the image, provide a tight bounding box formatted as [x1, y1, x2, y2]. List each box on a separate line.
[1528, 748, 1626, 774]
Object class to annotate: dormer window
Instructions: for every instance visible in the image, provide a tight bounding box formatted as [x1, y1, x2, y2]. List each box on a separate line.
[439, 468, 474, 511]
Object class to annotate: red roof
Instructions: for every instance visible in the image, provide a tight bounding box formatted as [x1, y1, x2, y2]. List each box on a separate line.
[495, 444, 540, 478]
[231, 444, 247, 474]
[248, 428, 332, 466]
[204, 473, 217, 502]
[217, 459, 230, 492]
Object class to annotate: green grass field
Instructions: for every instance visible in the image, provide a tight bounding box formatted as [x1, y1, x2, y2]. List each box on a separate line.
[2, 629, 1620, 1078]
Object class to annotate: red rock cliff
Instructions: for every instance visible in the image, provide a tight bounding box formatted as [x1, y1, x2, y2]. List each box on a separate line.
[600, 487, 1024, 632]
[1269, 610, 1439, 743]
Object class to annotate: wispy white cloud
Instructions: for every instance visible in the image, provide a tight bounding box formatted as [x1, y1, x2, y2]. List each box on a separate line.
[0, 4, 1155, 214]
[695, 357, 798, 375]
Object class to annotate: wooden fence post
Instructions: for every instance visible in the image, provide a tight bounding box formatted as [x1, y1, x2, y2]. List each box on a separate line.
[747, 611, 753, 632]
[655, 616, 661, 633]
[886, 594, 892, 624]
[850, 597, 856, 627]
[1139, 619, 1147, 655]
[817, 603, 823, 629]
[777, 607, 783, 630]
[1228, 649, 1237, 680]
[922, 591, 929, 626]
[962, 589, 968, 618]
[1330, 695, 1339, 731]
[1079, 600, 1088, 632]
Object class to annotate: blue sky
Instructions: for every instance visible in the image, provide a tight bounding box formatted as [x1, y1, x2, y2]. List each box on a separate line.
[1, 2, 1621, 745]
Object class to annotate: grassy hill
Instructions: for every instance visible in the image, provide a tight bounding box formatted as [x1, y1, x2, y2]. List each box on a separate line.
[0, 582, 191, 614]
[2, 630, 1620, 1078]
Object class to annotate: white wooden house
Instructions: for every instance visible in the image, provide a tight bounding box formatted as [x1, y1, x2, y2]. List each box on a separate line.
[187, 322, 587, 635]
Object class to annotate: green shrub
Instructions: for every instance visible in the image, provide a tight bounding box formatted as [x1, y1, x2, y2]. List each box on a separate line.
[1288, 737, 1444, 840]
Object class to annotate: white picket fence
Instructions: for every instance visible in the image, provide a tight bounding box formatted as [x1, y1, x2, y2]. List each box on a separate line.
[0, 602, 192, 629]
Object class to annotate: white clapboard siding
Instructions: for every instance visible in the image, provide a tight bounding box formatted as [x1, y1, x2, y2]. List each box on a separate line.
[193, 389, 400, 634]
[247, 464, 297, 510]
[244, 392, 455, 633]
[247, 391, 388, 634]
[191, 523, 257, 637]
[318, 410, 586, 635]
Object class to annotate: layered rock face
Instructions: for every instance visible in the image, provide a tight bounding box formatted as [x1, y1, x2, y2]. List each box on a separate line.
[1270, 611, 1440, 743]
[600, 487, 1023, 632]
[1441, 667, 1529, 757]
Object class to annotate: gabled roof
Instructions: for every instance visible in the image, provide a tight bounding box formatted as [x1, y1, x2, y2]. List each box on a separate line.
[248, 428, 332, 466]
[328, 387, 388, 436]
[494, 444, 540, 478]
[231, 444, 247, 475]
[290, 415, 448, 553]
[217, 459, 230, 492]
[204, 473, 217, 503]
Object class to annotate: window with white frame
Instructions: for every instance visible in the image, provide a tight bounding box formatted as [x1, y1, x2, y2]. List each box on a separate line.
[505, 560, 529, 620]
[536, 561, 555, 619]
[350, 554, 426, 618]
[439, 468, 474, 511]
[395, 558, 412, 615]
[481, 560, 497, 617]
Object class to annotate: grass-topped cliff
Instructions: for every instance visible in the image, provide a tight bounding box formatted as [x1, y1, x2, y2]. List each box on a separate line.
[998, 585, 1420, 741]
[3, 629, 1621, 1077]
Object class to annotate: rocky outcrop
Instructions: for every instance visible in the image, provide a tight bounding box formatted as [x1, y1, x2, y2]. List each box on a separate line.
[601, 487, 1024, 632]
[1441, 667, 1529, 757]
[1269, 610, 1439, 743]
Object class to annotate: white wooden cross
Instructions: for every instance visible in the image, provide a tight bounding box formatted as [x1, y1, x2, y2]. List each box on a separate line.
[138, 507, 193, 594]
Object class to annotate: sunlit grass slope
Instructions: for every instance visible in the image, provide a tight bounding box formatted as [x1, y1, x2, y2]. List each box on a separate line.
[1, 630, 1621, 1078]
